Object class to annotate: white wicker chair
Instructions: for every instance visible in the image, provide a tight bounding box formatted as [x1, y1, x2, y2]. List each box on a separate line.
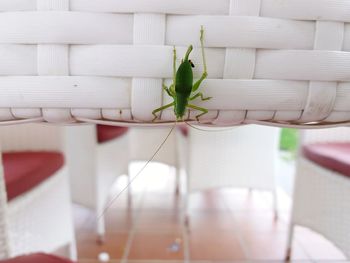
[0, 123, 129, 240]
[286, 127, 350, 260]
[0, 124, 76, 260]
[63, 124, 129, 240]
[177, 124, 280, 223]
[0, 1, 350, 128]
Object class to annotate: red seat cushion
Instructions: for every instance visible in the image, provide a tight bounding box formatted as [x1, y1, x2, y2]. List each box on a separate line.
[303, 142, 350, 178]
[3, 151, 64, 201]
[178, 125, 188, 137]
[0, 253, 73, 263]
[96, 125, 128, 144]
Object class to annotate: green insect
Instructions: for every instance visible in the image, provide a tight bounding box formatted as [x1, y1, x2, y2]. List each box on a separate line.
[152, 26, 211, 122]
[99, 27, 212, 219]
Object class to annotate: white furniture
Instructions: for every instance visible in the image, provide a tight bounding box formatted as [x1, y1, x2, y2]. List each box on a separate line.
[64, 124, 129, 240]
[177, 124, 280, 223]
[0, 123, 129, 240]
[286, 127, 350, 260]
[0, 1, 350, 128]
[129, 127, 179, 193]
[0, 124, 76, 260]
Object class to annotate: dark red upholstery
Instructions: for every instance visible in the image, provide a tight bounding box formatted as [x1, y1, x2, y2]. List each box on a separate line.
[3, 152, 64, 201]
[0, 253, 73, 263]
[96, 125, 128, 144]
[303, 142, 350, 178]
[178, 125, 188, 137]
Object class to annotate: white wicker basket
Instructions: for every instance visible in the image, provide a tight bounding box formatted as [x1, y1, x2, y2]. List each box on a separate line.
[1, 0, 350, 128]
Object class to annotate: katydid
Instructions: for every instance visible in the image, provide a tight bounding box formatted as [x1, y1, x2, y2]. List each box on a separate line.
[152, 26, 211, 122]
[99, 27, 210, 219]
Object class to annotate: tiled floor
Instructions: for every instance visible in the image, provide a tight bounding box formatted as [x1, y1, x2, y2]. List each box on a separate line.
[74, 162, 348, 263]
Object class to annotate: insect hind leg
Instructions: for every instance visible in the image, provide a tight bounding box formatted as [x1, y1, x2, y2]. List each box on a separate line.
[192, 26, 208, 93]
[152, 102, 175, 121]
[190, 92, 211, 101]
[187, 103, 209, 121]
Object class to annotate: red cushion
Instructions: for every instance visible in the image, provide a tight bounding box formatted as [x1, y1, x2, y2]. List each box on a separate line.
[0, 253, 73, 263]
[3, 152, 64, 201]
[303, 142, 350, 178]
[96, 125, 128, 144]
[178, 125, 188, 137]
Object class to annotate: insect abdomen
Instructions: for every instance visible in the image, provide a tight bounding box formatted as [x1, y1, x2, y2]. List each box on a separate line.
[174, 94, 188, 119]
[175, 61, 193, 95]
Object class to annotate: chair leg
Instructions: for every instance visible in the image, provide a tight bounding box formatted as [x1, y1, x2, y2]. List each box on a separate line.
[96, 214, 106, 244]
[175, 167, 180, 196]
[127, 173, 132, 208]
[68, 240, 77, 261]
[272, 188, 279, 221]
[285, 224, 294, 262]
[183, 189, 190, 230]
[183, 229, 191, 263]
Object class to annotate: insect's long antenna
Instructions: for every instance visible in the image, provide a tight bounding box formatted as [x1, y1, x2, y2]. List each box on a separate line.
[185, 121, 235, 132]
[98, 122, 177, 220]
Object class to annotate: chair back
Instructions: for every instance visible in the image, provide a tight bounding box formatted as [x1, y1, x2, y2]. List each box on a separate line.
[0, 124, 63, 152]
[301, 127, 350, 145]
[187, 125, 280, 191]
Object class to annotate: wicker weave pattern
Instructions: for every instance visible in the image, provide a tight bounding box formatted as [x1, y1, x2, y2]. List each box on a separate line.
[292, 158, 350, 257]
[288, 127, 350, 258]
[1, 0, 350, 126]
[0, 123, 77, 260]
[7, 168, 75, 257]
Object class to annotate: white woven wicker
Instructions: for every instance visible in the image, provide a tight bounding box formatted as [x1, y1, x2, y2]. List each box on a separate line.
[1, 0, 350, 128]
[177, 125, 280, 222]
[0, 122, 130, 239]
[286, 127, 350, 260]
[7, 168, 76, 259]
[0, 124, 77, 260]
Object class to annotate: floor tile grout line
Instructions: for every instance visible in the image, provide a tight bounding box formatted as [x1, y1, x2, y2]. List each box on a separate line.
[181, 188, 191, 263]
[120, 180, 148, 263]
[182, 225, 190, 263]
[122, 167, 175, 263]
[221, 191, 250, 259]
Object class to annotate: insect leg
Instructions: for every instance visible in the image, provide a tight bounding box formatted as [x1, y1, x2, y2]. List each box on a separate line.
[192, 26, 208, 93]
[200, 25, 207, 74]
[163, 83, 174, 98]
[173, 46, 177, 87]
[169, 84, 175, 96]
[187, 103, 209, 121]
[170, 46, 177, 95]
[152, 102, 175, 121]
[192, 72, 208, 92]
[189, 92, 212, 101]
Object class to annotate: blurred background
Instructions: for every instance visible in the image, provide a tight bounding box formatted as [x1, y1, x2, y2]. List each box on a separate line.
[1, 124, 349, 263]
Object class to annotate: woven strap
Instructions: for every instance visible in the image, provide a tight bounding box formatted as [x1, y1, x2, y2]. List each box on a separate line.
[131, 14, 165, 121]
[300, 21, 343, 122]
[0, 1, 350, 127]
